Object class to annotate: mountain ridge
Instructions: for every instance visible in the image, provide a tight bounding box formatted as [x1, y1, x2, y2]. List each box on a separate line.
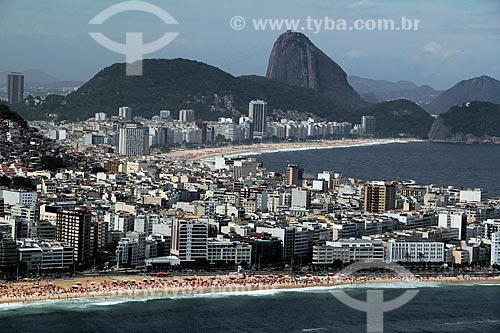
[426, 75, 500, 114]
[347, 76, 441, 105]
[13, 58, 357, 122]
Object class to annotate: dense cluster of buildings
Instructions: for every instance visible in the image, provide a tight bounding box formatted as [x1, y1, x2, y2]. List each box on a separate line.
[0, 98, 498, 276]
[33, 100, 376, 158]
[0, 139, 498, 274]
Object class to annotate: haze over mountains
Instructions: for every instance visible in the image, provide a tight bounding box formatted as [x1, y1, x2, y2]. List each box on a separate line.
[6, 31, 500, 141]
[347, 76, 442, 106]
[426, 76, 500, 115]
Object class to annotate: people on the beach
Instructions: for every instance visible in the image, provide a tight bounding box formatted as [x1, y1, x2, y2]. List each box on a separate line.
[0, 273, 495, 303]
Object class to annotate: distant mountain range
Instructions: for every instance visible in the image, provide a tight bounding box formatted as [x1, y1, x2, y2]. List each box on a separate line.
[425, 75, 500, 115]
[347, 76, 441, 105]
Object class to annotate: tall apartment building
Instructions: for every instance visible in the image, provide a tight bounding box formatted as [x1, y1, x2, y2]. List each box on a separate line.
[118, 106, 133, 121]
[438, 211, 467, 240]
[118, 123, 148, 156]
[7, 72, 24, 104]
[364, 181, 396, 213]
[361, 115, 376, 135]
[179, 109, 195, 122]
[248, 100, 267, 139]
[491, 232, 500, 267]
[291, 188, 311, 211]
[0, 232, 17, 270]
[285, 164, 304, 187]
[55, 208, 92, 265]
[255, 226, 309, 261]
[171, 219, 208, 261]
[233, 158, 259, 179]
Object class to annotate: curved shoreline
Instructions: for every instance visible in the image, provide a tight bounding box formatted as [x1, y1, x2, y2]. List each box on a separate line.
[1, 273, 498, 307]
[163, 138, 425, 161]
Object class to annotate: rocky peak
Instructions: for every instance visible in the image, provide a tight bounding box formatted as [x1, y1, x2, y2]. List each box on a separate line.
[266, 31, 365, 108]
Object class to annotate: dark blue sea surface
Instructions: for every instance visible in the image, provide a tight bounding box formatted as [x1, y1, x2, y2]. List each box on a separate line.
[0, 283, 499, 332]
[252, 141, 500, 197]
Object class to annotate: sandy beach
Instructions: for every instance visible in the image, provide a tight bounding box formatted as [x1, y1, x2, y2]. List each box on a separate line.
[1, 273, 498, 306]
[163, 138, 424, 161]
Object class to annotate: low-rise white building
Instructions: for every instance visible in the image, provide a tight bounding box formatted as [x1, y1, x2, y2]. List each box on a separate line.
[312, 239, 384, 264]
[386, 241, 445, 263]
[17, 240, 73, 271]
[207, 240, 252, 265]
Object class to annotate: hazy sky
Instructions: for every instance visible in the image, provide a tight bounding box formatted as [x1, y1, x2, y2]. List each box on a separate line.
[0, 0, 499, 89]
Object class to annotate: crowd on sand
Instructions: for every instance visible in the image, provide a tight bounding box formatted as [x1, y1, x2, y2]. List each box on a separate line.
[0, 273, 498, 304]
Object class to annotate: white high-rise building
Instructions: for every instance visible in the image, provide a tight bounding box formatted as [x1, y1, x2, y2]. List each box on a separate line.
[118, 123, 148, 156]
[95, 112, 107, 121]
[438, 211, 466, 240]
[118, 106, 133, 121]
[361, 116, 376, 135]
[170, 219, 208, 261]
[179, 109, 195, 122]
[248, 100, 268, 139]
[291, 188, 311, 211]
[491, 232, 500, 266]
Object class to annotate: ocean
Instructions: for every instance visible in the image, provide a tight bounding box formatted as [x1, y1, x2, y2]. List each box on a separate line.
[251, 141, 500, 197]
[1, 283, 499, 332]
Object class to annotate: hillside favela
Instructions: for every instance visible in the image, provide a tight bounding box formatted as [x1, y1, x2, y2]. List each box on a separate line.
[1, 1, 500, 332]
